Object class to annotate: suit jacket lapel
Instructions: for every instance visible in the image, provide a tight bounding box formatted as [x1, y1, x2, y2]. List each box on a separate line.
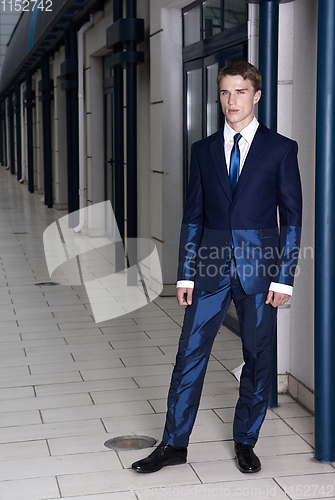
[233, 123, 270, 199]
[209, 129, 233, 202]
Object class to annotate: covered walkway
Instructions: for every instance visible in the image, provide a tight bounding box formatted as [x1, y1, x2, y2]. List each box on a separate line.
[0, 167, 331, 499]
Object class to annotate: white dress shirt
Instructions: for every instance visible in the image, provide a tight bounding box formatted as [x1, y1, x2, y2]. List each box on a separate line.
[177, 117, 293, 297]
[224, 116, 259, 174]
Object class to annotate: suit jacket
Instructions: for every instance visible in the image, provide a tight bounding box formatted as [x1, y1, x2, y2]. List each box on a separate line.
[177, 122, 302, 294]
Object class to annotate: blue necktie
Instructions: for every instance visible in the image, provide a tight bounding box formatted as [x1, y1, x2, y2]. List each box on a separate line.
[229, 133, 242, 196]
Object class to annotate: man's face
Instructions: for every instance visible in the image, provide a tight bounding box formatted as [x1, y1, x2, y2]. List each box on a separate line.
[219, 75, 261, 132]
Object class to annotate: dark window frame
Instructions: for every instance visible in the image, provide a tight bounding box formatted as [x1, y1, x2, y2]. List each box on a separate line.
[182, 0, 247, 51]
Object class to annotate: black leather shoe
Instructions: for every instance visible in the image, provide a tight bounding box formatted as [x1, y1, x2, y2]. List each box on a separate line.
[131, 441, 187, 473]
[234, 442, 261, 473]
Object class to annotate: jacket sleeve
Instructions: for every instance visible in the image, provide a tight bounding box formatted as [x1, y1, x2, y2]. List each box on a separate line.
[177, 145, 204, 282]
[273, 141, 302, 287]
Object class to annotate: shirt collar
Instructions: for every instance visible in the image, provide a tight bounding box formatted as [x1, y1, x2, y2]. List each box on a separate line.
[224, 116, 259, 145]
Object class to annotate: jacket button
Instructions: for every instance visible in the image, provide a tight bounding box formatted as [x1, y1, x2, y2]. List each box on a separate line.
[224, 240, 230, 246]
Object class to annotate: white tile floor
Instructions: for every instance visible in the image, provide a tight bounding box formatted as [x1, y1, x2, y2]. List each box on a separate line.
[0, 167, 333, 500]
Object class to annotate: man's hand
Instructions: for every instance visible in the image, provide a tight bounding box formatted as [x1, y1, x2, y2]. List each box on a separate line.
[176, 287, 193, 306]
[265, 291, 290, 308]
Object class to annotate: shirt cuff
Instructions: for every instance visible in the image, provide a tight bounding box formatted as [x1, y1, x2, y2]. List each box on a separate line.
[176, 280, 195, 289]
[269, 282, 293, 296]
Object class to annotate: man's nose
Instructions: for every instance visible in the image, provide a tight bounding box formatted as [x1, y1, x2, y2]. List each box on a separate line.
[228, 93, 236, 105]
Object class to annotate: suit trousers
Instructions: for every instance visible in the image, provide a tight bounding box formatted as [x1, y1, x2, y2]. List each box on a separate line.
[162, 259, 277, 448]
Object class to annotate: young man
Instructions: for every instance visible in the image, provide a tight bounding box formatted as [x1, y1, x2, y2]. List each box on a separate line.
[132, 61, 302, 474]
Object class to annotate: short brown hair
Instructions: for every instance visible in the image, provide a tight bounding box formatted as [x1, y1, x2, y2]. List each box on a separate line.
[217, 61, 262, 92]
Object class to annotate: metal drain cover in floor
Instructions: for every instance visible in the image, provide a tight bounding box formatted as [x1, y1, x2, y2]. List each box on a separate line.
[104, 435, 156, 451]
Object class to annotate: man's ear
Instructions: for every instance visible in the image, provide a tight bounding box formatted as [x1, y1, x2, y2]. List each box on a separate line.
[254, 90, 261, 104]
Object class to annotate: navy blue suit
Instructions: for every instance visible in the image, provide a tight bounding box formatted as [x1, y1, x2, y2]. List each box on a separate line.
[162, 123, 302, 447]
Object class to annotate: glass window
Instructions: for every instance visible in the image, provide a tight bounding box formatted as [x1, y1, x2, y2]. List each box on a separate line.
[183, 5, 201, 46]
[186, 67, 203, 168]
[206, 62, 219, 136]
[224, 0, 246, 30]
[103, 57, 114, 208]
[105, 92, 114, 204]
[103, 57, 113, 80]
[203, 0, 222, 39]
